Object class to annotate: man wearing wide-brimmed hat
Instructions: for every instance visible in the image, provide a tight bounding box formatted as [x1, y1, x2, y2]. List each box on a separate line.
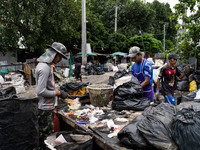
[35, 42, 70, 149]
[128, 46, 154, 102]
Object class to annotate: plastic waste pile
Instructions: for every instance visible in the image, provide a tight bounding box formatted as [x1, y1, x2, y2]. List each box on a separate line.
[112, 77, 150, 111]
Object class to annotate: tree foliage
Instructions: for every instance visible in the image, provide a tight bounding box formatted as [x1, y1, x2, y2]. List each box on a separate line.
[172, 0, 200, 59]
[128, 33, 162, 54]
[0, 0, 81, 57]
[0, 0, 178, 60]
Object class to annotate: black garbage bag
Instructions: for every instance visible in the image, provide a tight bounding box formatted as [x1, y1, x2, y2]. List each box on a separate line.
[186, 68, 195, 77]
[118, 115, 152, 149]
[112, 77, 150, 110]
[0, 86, 16, 99]
[137, 103, 178, 150]
[176, 101, 200, 113]
[108, 70, 129, 86]
[113, 70, 129, 79]
[194, 72, 200, 84]
[108, 76, 115, 86]
[142, 106, 156, 116]
[177, 65, 185, 73]
[60, 82, 91, 92]
[54, 129, 93, 150]
[0, 97, 39, 150]
[172, 107, 200, 150]
[112, 97, 150, 111]
[181, 90, 200, 103]
[188, 73, 195, 82]
[177, 80, 189, 91]
[113, 77, 143, 99]
[85, 63, 104, 75]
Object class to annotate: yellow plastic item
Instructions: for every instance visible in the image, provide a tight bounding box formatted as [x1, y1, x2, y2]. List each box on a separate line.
[189, 80, 197, 92]
[68, 87, 88, 96]
[8, 72, 16, 75]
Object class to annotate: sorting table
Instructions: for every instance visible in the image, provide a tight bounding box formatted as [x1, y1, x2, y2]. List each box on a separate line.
[57, 110, 143, 150]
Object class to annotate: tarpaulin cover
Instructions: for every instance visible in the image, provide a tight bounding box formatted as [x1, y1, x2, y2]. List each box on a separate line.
[112, 78, 150, 111]
[118, 115, 152, 149]
[54, 129, 93, 150]
[108, 70, 129, 86]
[172, 107, 200, 150]
[0, 97, 39, 150]
[137, 103, 178, 150]
[60, 82, 90, 92]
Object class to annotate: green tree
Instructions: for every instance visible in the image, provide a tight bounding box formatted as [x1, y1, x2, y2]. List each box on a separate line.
[172, 0, 200, 59]
[128, 33, 162, 54]
[107, 32, 128, 53]
[148, 0, 177, 49]
[0, 0, 81, 57]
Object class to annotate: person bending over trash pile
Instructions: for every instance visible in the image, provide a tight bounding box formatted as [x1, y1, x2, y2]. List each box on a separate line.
[156, 53, 191, 106]
[128, 46, 153, 102]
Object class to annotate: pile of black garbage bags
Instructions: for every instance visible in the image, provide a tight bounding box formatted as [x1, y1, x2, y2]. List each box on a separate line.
[83, 63, 104, 75]
[112, 77, 150, 111]
[118, 102, 200, 150]
[176, 64, 200, 91]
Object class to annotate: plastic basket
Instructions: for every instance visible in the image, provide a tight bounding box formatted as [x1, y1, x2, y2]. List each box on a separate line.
[87, 84, 113, 107]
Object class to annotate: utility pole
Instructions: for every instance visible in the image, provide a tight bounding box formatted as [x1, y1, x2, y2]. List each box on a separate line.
[82, 0, 87, 65]
[114, 6, 118, 32]
[163, 23, 165, 51]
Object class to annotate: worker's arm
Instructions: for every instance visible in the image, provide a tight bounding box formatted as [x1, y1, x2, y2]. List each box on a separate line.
[178, 72, 186, 79]
[141, 61, 152, 88]
[156, 78, 160, 91]
[141, 77, 150, 88]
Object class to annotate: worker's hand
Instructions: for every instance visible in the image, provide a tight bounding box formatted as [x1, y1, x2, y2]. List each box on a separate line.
[155, 90, 159, 96]
[60, 91, 70, 99]
[184, 65, 191, 73]
[184, 65, 194, 77]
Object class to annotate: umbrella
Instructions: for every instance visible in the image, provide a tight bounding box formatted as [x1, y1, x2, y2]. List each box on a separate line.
[110, 52, 128, 56]
[77, 52, 97, 56]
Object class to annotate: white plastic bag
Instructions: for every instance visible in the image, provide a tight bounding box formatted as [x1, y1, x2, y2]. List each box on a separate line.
[63, 68, 69, 77]
[112, 66, 119, 72]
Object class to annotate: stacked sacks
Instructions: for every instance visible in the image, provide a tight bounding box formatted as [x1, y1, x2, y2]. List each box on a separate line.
[112, 77, 150, 111]
[118, 115, 153, 149]
[172, 106, 200, 150]
[118, 103, 178, 150]
[137, 103, 178, 150]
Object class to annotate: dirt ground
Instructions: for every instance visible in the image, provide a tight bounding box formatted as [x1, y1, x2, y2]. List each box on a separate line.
[17, 71, 116, 98]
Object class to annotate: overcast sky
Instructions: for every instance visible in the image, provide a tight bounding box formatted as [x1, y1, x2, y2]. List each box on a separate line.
[145, 0, 179, 12]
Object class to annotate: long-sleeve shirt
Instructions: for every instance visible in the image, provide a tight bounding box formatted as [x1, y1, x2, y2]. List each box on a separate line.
[35, 62, 56, 110]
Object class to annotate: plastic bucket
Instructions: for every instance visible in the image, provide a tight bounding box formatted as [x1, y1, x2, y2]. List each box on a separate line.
[87, 84, 113, 107]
